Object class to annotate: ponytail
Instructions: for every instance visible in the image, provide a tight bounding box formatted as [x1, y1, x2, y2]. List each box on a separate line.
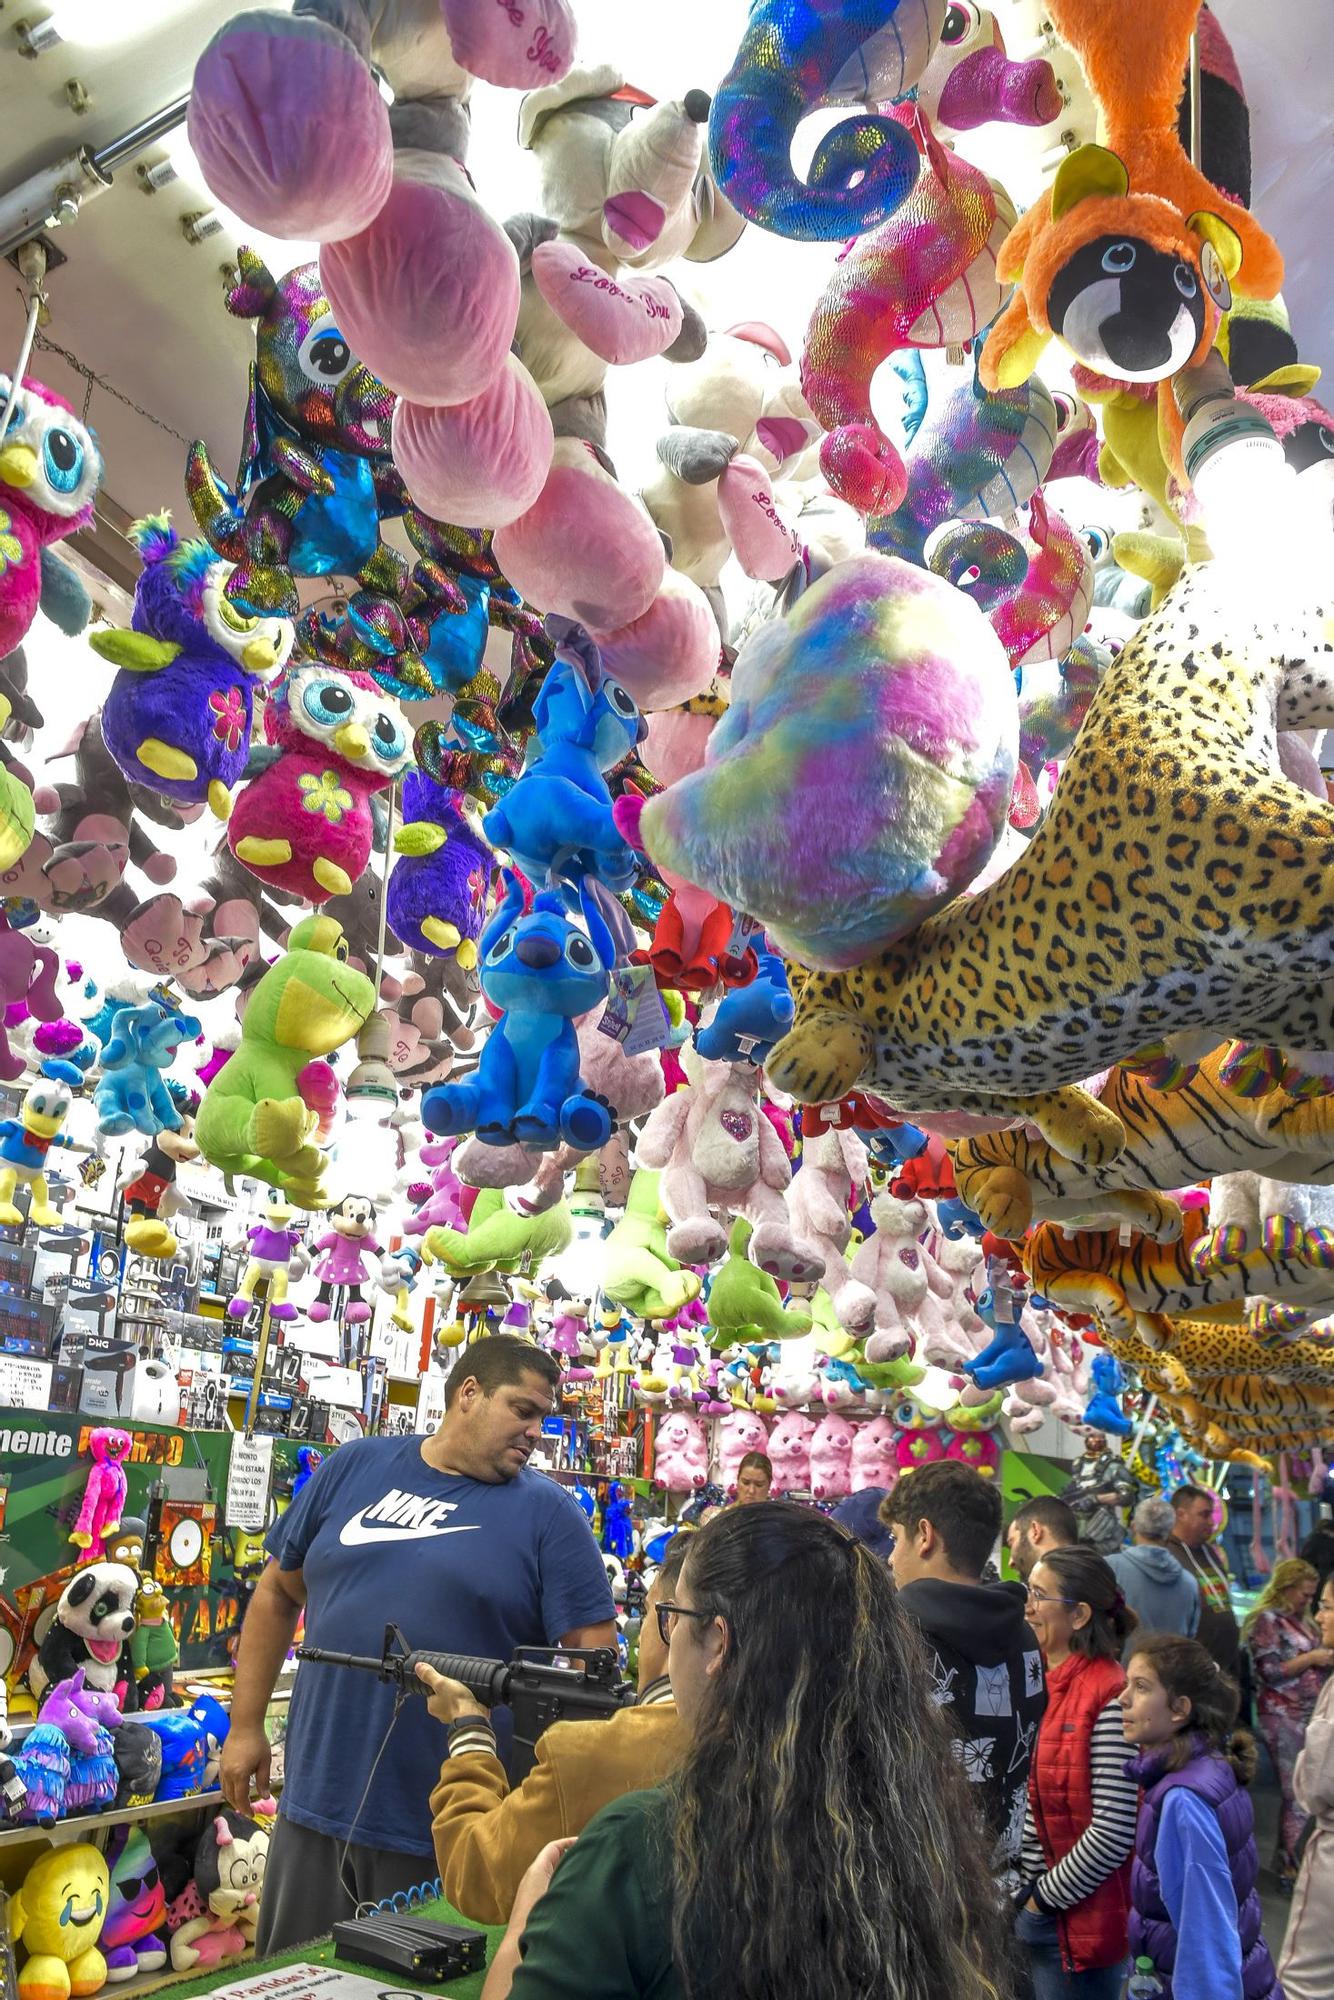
[1130, 1633, 1254, 1780]
[1038, 1546, 1139, 1660]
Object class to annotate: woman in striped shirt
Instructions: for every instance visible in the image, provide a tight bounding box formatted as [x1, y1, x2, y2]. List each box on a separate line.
[1018, 1546, 1140, 1998]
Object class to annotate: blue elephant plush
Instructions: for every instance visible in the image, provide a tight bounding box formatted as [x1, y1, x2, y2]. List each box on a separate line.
[694, 944, 794, 1065]
[94, 998, 202, 1138]
[481, 643, 646, 892]
[421, 870, 616, 1151]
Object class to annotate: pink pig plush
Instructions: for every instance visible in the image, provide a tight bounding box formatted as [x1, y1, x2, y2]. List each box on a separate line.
[715, 1407, 771, 1497]
[810, 1413, 855, 1501]
[767, 1410, 816, 1496]
[652, 1410, 709, 1493]
[850, 1414, 899, 1493]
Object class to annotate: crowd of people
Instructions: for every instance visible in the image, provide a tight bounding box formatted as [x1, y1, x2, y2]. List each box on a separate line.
[217, 1337, 1334, 1998]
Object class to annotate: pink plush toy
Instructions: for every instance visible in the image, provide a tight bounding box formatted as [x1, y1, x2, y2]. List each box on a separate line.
[715, 1407, 771, 1497]
[0, 914, 63, 1082]
[589, 567, 719, 713]
[850, 1413, 899, 1492]
[810, 1412, 855, 1500]
[786, 1125, 876, 1335]
[69, 1427, 132, 1556]
[494, 439, 666, 630]
[910, 7, 1062, 137]
[403, 1138, 469, 1237]
[651, 1409, 709, 1493]
[636, 1044, 824, 1282]
[769, 1359, 824, 1410]
[767, 1409, 816, 1495]
[893, 1399, 947, 1471]
[848, 1191, 932, 1363]
[944, 1424, 1003, 1477]
[925, 492, 1095, 670]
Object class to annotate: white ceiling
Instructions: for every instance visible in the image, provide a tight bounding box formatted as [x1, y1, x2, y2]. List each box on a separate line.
[0, 0, 1325, 567]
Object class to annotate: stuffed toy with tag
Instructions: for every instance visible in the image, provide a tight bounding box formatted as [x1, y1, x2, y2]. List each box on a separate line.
[708, 0, 937, 242]
[602, 1168, 703, 1321]
[924, 492, 1094, 670]
[228, 663, 412, 902]
[92, 516, 292, 817]
[693, 944, 794, 1065]
[386, 771, 492, 970]
[767, 562, 1334, 1163]
[980, 0, 1282, 411]
[481, 649, 645, 892]
[633, 552, 1016, 972]
[0, 375, 103, 661]
[94, 997, 202, 1139]
[195, 914, 375, 1203]
[420, 870, 616, 1150]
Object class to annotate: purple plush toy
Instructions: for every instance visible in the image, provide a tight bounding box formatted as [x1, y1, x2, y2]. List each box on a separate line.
[14, 1670, 120, 1823]
[386, 773, 493, 971]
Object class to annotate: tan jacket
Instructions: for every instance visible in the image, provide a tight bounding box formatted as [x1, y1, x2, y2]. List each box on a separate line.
[430, 1702, 685, 1924]
[1280, 1674, 1334, 2000]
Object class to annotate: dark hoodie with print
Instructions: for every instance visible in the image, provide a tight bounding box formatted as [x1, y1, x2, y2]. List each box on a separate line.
[896, 1578, 1047, 1888]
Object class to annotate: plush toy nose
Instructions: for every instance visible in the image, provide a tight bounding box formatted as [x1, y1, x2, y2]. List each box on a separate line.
[334, 722, 370, 759]
[516, 934, 560, 969]
[242, 634, 281, 673]
[0, 443, 36, 489]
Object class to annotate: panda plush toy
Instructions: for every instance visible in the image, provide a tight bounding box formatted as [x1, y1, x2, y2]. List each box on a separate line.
[31, 1561, 140, 1710]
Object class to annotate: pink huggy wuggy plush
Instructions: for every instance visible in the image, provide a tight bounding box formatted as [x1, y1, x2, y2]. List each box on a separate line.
[69, 1427, 132, 1558]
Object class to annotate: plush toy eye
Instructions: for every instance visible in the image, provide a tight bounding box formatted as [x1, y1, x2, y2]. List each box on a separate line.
[42, 425, 84, 494]
[302, 677, 355, 725]
[941, 2, 979, 42]
[603, 680, 638, 720]
[1082, 526, 1110, 560]
[1173, 261, 1199, 299]
[217, 595, 259, 635]
[1101, 242, 1137, 275]
[372, 712, 404, 757]
[334, 938, 349, 962]
[297, 323, 355, 383]
[564, 934, 596, 970]
[487, 927, 516, 964]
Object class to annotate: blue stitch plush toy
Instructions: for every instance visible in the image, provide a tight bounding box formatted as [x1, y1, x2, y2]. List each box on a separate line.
[963, 1260, 1042, 1392]
[1083, 1350, 1134, 1437]
[481, 637, 646, 892]
[694, 943, 794, 1065]
[421, 870, 616, 1151]
[94, 997, 202, 1139]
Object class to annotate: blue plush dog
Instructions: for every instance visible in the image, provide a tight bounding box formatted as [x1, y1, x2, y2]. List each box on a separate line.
[421, 871, 617, 1150]
[481, 651, 646, 892]
[94, 998, 202, 1138]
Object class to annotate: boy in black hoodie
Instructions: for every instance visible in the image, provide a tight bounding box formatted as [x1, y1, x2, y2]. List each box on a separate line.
[884, 1461, 1047, 1893]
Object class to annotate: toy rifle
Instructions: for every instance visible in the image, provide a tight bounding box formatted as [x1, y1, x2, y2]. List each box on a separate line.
[296, 1623, 635, 1778]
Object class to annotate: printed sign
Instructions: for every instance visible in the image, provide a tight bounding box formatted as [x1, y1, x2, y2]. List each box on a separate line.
[225, 1431, 275, 1529]
[0, 1353, 52, 1409]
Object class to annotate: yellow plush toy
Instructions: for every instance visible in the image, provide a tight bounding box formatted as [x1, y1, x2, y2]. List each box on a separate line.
[766, 563, 1334, 1167]
[12, 1844, 111, 2000]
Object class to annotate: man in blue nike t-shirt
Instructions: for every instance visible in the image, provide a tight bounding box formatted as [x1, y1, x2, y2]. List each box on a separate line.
[221, 1335, 615, 1952]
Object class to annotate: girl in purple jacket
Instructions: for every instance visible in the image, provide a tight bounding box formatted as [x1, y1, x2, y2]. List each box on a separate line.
[1120, 1634, 1283, 2000]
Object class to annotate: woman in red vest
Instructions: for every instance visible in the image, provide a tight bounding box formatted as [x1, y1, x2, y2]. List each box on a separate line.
[1018, 1546, 1139, 1998]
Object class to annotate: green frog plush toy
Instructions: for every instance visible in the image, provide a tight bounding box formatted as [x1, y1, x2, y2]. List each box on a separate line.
[195, 914, 374, 1203]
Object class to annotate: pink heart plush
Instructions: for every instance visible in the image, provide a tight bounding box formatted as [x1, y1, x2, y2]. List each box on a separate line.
[393, 356, 554, 529]
[493, 441, 664, 629]
[590, 569, 718, 712]
[531, 242, 683, 365]
[717, 455, 803, 582]
[438, 0, 576, 89]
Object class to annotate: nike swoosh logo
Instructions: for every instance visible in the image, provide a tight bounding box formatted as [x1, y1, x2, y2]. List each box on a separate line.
[338, 1518, 482, 1548]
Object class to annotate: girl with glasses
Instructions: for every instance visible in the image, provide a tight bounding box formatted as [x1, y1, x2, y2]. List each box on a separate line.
[1017, 1547, 1140, 2000]
[479, 1502, 1011, 2000]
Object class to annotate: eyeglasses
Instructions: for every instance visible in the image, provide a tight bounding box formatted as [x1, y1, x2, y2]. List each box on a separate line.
[655, 1601, 714, 1645]
[1026, 1585, 1078, 1607]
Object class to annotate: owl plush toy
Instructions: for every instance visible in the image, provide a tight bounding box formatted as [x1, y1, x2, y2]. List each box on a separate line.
[227, 664, 412, 901]
[0, 376, 103, 659]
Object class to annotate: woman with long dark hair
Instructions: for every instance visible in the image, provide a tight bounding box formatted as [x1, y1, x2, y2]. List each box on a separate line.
[1018, 1545, 1139, 1999]
[480, 1502, 1011, 2000]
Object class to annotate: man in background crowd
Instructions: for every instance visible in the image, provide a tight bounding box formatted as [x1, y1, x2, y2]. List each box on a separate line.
[1169, 1482, 1240, 1675]
[1006, 1495, 1079, 1582]
[1061, 1430, 1139, 1554]
[884, 1462, 1047, 1892]
[422, 1532, 688, 1923]
[1108, 1495, 1200, 1658]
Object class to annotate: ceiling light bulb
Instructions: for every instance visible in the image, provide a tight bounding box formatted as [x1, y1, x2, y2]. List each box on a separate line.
[344, 1012, 399, 1124]
[15, 17, 62, 55]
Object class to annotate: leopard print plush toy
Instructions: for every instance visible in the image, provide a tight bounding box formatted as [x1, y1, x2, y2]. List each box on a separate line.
[766, 562, 1334, 1169]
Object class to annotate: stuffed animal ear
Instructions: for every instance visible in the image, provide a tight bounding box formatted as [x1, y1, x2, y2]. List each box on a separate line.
[479, 871, 525, 959]
[88, 631, 182, 674]
[1051, 145, 1130, 220]
[1187, 212, 1242, 310]
[227, 248, 278, 321]
[213, 1815, 234, 1846]
[577, 875, 619, 973]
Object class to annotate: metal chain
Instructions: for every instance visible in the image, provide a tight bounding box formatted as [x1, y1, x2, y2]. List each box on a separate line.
[30, 323, 194, 447]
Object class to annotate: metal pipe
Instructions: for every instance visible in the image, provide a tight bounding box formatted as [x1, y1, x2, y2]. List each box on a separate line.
[91, 94, 190, 174]
[0, 94, 190, 264]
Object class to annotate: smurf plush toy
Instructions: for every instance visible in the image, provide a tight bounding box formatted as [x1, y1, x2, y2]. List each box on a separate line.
[421, 870, 617, 1151]
[0, 1069, 81, 1226]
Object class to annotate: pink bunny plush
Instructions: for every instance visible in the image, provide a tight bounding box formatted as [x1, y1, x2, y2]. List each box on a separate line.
[715, 1407, 771, 1497]
[810, 1412, 855, 1501]
[651, 1409, 709, 1492]
[850, 1413, 898, 1492]
[785, 1125, 876, 1335]
[767, 1409, 816, 1495]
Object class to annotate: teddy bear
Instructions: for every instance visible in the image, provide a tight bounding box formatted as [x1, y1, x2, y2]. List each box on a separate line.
[845, 1191, 937, 1363]
[766, 1409, 816, 1497]
[651, 1409, 710, 1493]
[636, 1043, 824, 1281]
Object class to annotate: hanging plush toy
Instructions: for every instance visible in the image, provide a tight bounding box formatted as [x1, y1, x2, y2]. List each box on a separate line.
[0, 375, 103, 660]
[195, 915, 375, 1203]
[601, 1169, 703, 1322]
[93, 996, 202, 1139]
[118, 1107, 201, 1259]
[386, 771, 492, 970]
[91, 516, 293, 818]
[227, 1190, 308, 1320]
[309, 1195, 381, 1324]
[421, 871, 616, 1150]
[0, 912, 63, 1081]
[924, 493, 1095, 670]
[0, 1071, 80, 1226]
[69, 1427, 132, 1558]
[228, 663, 412, 902]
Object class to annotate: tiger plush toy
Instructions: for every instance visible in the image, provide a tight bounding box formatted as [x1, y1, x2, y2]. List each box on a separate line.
[765, 562, 1334, 1162]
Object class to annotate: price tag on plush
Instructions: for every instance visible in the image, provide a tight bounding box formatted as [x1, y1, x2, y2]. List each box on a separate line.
[598, 965, 670, 1056]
